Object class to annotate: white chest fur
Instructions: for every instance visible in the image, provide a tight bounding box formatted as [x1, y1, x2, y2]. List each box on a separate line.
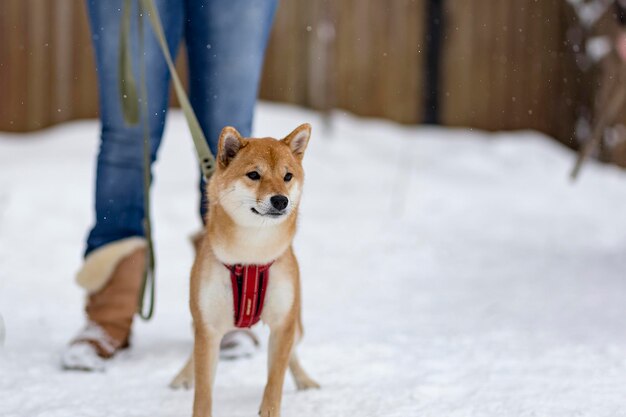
[197, 264, 233, 332]
[197, 259, 294, 331]
[261, 262, 295, 328]
[212, 226, 292, 265]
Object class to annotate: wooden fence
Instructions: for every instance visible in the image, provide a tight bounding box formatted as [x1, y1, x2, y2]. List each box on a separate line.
[261, 0, 425, 124]
[0, 0, 623, 163]
[441, 0, 580, 142]
[0, 0, 98, 130]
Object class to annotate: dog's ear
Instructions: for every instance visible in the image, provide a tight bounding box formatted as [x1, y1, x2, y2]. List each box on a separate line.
[283, 123, 311, 161]
[218, 126, 244, 168]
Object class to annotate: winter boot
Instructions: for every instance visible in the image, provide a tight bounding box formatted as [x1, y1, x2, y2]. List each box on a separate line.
[190, 230, 259, 359]
[62, 237, 146, 371]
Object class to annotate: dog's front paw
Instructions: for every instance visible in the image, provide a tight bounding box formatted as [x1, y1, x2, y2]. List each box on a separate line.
[259, 403, 280, 417]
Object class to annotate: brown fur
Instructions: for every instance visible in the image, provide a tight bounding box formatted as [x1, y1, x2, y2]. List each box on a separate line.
[171, 124, 319, 417]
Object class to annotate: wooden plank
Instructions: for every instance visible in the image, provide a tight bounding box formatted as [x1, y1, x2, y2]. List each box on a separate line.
[2, 0, 30, 131]
[490, 0, 509, 127]
[508, 0, 528, 130]
[51, 0, 74, 124]
[73, 0, 98, 120]
[333, 0, 354, 113]
[555, 3, 579, 145]
[527, 0, 544, 132]
[441, 0, 476, 126]
[347, 0, 372, 116]
[553, 0, 578, 144]
[28, 0, 51, 129]
[305, 0, 337, 113]
[385, 0, 423, 123]
[0, 2, 8, 128]
[410, 0, 425, 123]
[259, 0, 304, 104]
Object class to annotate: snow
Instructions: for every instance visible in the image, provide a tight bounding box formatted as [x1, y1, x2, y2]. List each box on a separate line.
[587, 36, 612, 62]
[566, 0, 610, 28]
[1, 102, 626, 416]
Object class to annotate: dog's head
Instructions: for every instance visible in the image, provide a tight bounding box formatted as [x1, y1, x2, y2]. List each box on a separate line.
[209, 124, 311, 227]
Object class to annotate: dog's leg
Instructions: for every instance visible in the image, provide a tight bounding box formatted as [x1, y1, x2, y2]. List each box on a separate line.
[288, 352, 320, 390]
[259, 320, 296, 417]
[171, 321, 196, 389]
[192, 326, 221, 417]
[170, 353, 194, 389]
[288, 318, 319, 390]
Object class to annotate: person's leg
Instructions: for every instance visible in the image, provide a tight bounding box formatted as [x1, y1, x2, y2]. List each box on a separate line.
[63, 0, 184, 370]
[85, 0, 185, 254]
[184, 0, 278, 219]
[181, 0, 278, 362]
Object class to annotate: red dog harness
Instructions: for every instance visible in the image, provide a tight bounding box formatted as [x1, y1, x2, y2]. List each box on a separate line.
[224, 262, 273, 328]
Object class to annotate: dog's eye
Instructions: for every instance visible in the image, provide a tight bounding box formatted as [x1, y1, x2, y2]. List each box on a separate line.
[246, 171, 261, 180]
[284, 173, 293, 182]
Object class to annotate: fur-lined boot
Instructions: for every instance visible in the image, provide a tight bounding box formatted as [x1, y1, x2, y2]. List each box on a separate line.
[62, 237, 146, 371]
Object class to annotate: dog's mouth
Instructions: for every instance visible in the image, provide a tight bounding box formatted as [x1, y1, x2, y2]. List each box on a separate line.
[251, 207, 285, 218]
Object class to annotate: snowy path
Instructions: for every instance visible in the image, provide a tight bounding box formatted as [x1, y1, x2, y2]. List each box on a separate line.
[1, 103, 626, 417]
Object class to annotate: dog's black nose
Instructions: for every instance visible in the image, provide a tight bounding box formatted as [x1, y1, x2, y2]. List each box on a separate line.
[270, 195, 289, 211]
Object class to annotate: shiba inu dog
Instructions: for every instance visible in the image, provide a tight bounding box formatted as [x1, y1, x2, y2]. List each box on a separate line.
[170, 124, 319, 417]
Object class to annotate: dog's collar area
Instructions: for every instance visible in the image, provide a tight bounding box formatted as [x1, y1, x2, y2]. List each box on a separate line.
[224, 262, 274, 328]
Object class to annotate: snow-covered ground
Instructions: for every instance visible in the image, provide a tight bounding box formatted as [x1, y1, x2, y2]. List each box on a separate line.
[1, 103, 626, 417]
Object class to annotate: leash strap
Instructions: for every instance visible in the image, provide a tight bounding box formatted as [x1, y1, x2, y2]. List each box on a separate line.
[137, 1, 156, 320]
[119, 0, 154, 320]
[139, 0, 217, 181]
[119, 0, 218, 320]
[225, 263, 273, 328]
[119, 0, 139, 126]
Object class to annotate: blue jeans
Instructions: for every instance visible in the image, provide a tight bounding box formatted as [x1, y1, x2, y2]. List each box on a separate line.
[84, 0, 278, 256]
